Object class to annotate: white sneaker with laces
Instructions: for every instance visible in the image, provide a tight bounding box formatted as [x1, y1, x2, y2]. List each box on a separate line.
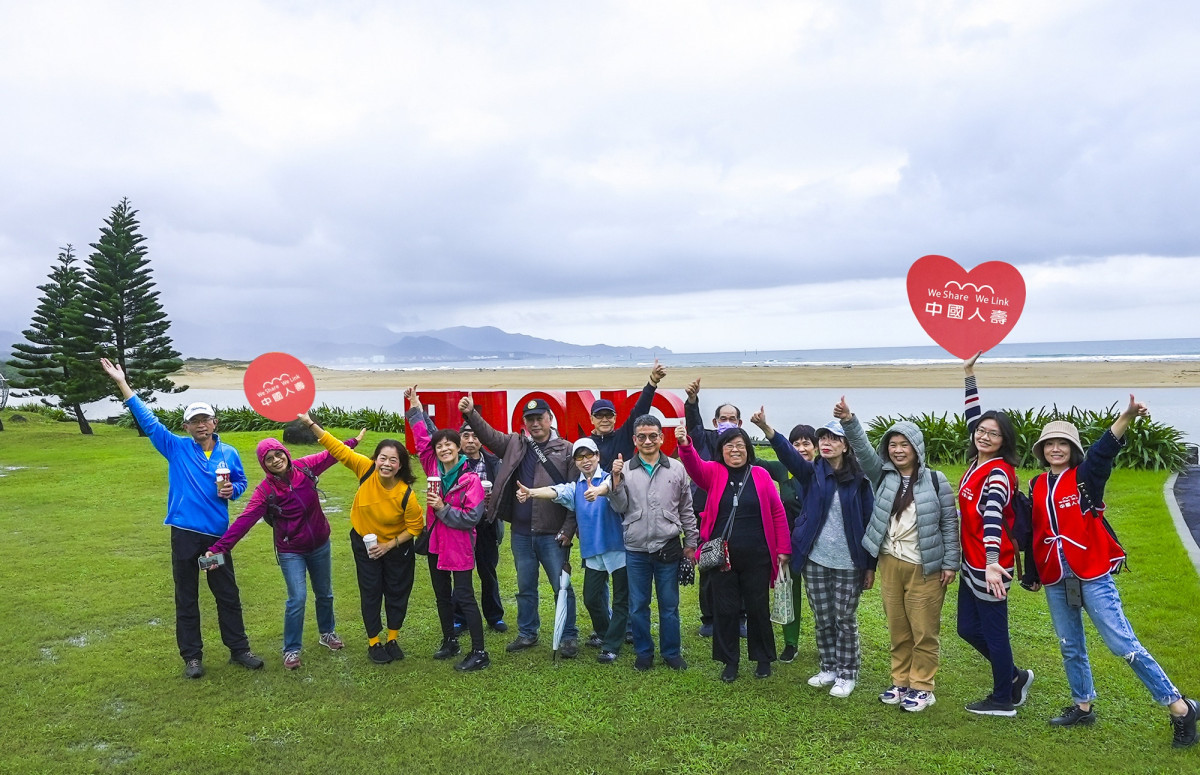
[879, 685, 908, 704]
[902, 689, 936, 712]
[829, 677, 856, 698]
[807, 670, 837, 687]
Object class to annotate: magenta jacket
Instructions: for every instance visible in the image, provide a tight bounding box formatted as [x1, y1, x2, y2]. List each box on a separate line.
[678, 442, 791, 585]
[208, 436, 357, 556]
[409, 412, 485, 572]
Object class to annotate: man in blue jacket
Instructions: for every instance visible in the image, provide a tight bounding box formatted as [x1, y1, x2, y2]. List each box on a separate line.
[101, 358, 263, 678]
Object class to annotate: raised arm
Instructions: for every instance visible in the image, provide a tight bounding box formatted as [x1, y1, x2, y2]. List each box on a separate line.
[1079, 394, 1147, 505]
[674, 425, 718, 491]
[836, 397, 884, 486]
[299, 412, 374, 480]
[100, 357, 178, 456]
[963, 351, 982, 433]
[291, 431, 364, 476]
[459, 395, 512, 457]
[404, 405, 439, 477]
[751, 406, 814, 484]
[617, 360, 665, 440]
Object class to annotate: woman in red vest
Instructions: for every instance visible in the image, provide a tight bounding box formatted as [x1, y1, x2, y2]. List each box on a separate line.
[955, 352, 1034, 717]
[1025, 396, 1197, 747]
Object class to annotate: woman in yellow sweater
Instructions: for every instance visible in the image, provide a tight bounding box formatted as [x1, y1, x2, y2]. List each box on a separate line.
[299, 412, 425, 664]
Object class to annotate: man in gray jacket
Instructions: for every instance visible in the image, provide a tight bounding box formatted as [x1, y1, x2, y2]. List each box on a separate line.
[608, 414, 698, 672]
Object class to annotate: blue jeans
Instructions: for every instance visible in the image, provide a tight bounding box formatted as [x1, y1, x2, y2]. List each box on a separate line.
[626, 550, 682, 660]
[277, 541, 335, 653]
[1044, 572, 1181, 705]
[510, 532, 577, 641]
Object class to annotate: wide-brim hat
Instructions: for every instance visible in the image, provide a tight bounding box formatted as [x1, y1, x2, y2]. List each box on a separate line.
[1033, 420, 1084, 464]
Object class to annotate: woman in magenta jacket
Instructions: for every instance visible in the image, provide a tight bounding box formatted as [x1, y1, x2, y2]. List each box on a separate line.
[676, 423, 791, 682]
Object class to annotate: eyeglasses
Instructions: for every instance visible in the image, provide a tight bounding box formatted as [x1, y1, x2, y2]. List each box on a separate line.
[723, 443, 747, 452]
[974, 428, 1003, 440]
[185, 417, 213, 425]
[634, 432, 661, 442]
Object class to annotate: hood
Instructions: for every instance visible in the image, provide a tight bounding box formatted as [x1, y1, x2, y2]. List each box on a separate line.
[256, 437, 293, 475]
[875, 420, 926, 475]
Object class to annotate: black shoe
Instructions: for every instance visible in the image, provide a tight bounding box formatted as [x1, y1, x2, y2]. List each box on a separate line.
[585, 632, 604, 648]
[454, 650, 491, 672]
[433, 638, 460, 660]
[183, 658, 204, 679]
[385, 640, 404, 661]
[779, 645, 798, 663]
[488, 619, 509, 634]
[559, 639, 579, 659]
[634, 655, 653, 672]
[506, 635, 539, 652]
[664, 655, 687, 671]
[697, 623, 713, 638]
[1050, 705, 1096, 727]
[597, 650, 618, 664]
[755, 661, 772, 679]
[229, 650, 264, 670]
[1172, 697, 1199, 748]
[965, 696, 1017, 717]
[721, 663, 738, 683]
[1012, 668, 1034, 707]
[368, 643, 393, 664]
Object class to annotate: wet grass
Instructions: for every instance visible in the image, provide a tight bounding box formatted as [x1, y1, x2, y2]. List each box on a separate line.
[1, 411, 1198, 773]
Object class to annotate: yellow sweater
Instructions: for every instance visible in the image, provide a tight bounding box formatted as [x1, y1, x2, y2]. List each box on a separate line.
[318, 431, 425, 541]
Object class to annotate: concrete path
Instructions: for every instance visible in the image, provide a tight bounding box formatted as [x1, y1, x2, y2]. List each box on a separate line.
[1166, 466, 1200, 576]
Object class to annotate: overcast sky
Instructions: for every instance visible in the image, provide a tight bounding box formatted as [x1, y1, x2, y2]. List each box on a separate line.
[3, 0, 1199, 355]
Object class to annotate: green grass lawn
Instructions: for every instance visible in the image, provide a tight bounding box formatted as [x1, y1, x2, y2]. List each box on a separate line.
[1, 412, 1198, 774]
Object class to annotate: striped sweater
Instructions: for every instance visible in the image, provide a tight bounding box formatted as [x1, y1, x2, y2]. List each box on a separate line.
[960, 376, 1017, 601]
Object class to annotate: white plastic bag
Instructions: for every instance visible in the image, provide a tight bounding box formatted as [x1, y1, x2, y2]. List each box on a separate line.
[770, 564, 795, 625]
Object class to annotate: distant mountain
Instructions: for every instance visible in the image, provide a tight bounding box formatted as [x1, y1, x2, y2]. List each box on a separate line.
[403, 326, 668, 358]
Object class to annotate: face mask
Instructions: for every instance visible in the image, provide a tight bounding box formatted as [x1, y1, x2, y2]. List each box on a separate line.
[716, 421, 738, 433]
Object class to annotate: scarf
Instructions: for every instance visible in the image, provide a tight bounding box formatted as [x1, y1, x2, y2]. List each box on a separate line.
[439, 454, 468, 494]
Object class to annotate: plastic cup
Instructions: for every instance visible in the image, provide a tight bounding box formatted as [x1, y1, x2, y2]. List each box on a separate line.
[363, 533, 378, 550]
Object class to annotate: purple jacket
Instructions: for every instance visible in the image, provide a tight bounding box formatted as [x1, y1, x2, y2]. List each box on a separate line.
[208, 436, 358, 556]
[409, 410, 485, 572]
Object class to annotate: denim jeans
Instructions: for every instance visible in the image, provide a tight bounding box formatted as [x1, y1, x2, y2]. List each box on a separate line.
[1044, 572, 1182, 705]
[626, 550, 682, 660]
[277, 541, 335, 653]
[510, 532, 577, 641]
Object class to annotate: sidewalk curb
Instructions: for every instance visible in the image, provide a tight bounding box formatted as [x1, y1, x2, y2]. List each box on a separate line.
[1164, 473, 1200, 578]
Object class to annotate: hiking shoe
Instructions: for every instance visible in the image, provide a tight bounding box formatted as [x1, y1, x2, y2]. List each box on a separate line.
[1050, 704, 1096, 727]
[283, 650, 302, 670]
[183, 658, 204, 679]
[319, 631, 344, 651]
[697, 623, 714, 638]
[559, 638, 579, 659]
[384, 640, 404, 661]
[1012, 668, 1034, 707]
[754, 661, 772, 679]
[633, 654, 654, 672]
[830, 678, 856, 698]
[880, 685, 909, 705]
[808, 670, 836, 687]
[965, 696, 1017, 717]
[433, 638, 461, 660]
[721, 663, 738, 683]
[1172, 697, 1199, 748]
[454, 650, 491, 672]
[585, 632, 604, 648]
[663, 655, 688, 671]
[779, 644, 798, 663]
[902, 690, 936, 713]
[229, 650, 264, 670]
[506, 635, 539, 652]
[488, 619, 509, 634]
[368, 643, 393, 664]
[597, 650, 618, 664]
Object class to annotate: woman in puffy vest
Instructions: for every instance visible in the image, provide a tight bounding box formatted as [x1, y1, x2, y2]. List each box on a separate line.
[834, 396, 959, 713]
[1026, 396, 1197, 747]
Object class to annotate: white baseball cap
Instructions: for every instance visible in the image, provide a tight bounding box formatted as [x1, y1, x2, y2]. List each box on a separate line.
[183, 402, 216, 421]
[571, 438, 600, 457]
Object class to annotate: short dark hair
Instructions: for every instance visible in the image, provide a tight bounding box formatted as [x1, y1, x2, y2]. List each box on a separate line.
[713, 403, 741, 421]
[788, 424, 817, 445]
[370, 439, 416, 485]
[967, 411, 1019, 467]
[431, 428, 461, 449]
[632, 414, 661, 431]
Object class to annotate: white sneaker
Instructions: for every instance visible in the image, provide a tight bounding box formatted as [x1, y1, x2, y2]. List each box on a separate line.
[902, 689, 936, 712]
[829, 677, 856, 698]
[879, 685, 909, 704]
[807, 670, 836, 687]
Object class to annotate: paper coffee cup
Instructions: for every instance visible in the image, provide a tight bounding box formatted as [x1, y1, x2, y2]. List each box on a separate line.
[363, 533, 378, 550]
[481, 480, 493, 494]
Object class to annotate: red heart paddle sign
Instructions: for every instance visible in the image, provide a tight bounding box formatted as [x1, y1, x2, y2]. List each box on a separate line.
[906, 255, 1025, 360]
[243, 352, 316, 422]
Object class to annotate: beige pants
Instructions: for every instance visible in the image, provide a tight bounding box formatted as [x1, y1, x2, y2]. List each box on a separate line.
[878, 552, 946, 691]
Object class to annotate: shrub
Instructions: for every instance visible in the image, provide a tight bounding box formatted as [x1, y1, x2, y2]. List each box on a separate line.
[112, 403, 407, 434]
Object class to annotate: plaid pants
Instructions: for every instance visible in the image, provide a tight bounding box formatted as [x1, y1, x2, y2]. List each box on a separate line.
[804, 560, 865, 679]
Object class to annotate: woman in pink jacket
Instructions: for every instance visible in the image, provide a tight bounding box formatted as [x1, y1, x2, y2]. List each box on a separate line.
[405, 392, 489, 672]
[676, 424, 791, 682]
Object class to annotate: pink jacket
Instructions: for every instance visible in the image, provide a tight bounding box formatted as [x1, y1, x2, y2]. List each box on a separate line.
[678, 442, 791, 585]
[410, 414, 484, 572]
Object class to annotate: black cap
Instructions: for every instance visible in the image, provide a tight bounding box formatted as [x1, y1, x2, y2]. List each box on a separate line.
[522, 398, 552, 417]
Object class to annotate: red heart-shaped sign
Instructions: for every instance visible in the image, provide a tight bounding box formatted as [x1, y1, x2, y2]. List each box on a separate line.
[906, 255, 1025, 359]
[243, 352, 316, 422]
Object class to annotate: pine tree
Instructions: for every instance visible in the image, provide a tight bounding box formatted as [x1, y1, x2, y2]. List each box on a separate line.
[7, 246, 105, 434]
[82, 198, 186, 433]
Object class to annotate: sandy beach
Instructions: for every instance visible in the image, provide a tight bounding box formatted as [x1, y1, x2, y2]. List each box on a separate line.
[176, 360, 1200, 391]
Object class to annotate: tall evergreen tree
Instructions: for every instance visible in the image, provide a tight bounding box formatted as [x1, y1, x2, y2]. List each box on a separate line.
[82, 198, 186, 433]
[7, 246, 105, 434]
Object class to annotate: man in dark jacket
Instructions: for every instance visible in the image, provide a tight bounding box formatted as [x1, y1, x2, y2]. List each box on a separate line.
[589, 360, 667, 471]
[459, 395, 579, 656]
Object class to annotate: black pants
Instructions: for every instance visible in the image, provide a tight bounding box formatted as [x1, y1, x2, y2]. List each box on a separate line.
[583, 565, 630, 653]
[171, 527, 249, 661]
[350, 529, 415, 639]
[429, 554, 485, 652]
[710, 542, 776, 666]
[473, 518, 505, 624]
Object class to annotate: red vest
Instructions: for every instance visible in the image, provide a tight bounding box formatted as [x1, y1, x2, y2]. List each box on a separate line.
[1031, 468, 1125, 584]
[958, 458, 1017, 569]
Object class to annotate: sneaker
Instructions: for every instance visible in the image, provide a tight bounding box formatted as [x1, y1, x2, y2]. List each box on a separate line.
[1049, 704, 1096, 727]
[433, 638, 460, 660]
[505, 635, 539, 653]
[721, 663, 738, 683]
[697, 623, 714, 638]
[597, 650, 618, 664]
[585, 632, 604, 648]
[560, 639, 579, 659]
[368, 643, 392, 664]
[1171, 697, 1199, 748]
[880, 685, 909, 705]
[808, 670, 836, 687]
[454, 650, 491, 672]
[633, 654, 654, 672]
[663, 655, 688, 671]
[229, 650, 264, 670]
[965, 696, 1017, 717]
[384, 640, 404, 661]
[779, 645, 798, 663]
[1012, 668, 1034, 707]
[319, 631, 344, 651]
[183, 658, 204, 679]
[488, 619, 509, 634]
[283, 650, 302, 670]
[830, 678, 856, 698]
[902, 690, 937, 713]
[755, 661, 772, 679]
